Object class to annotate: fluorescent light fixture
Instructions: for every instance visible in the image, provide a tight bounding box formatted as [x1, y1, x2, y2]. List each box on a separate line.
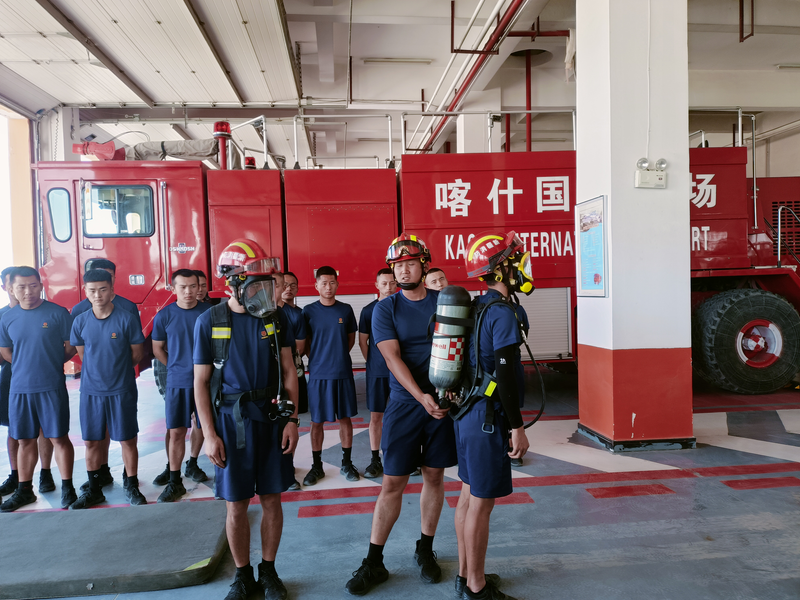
[776, 64, 800, 69]
[362, 58, 433, 64]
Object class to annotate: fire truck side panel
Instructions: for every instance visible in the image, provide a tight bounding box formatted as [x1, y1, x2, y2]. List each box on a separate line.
[400, 151, 577, 360]
[206, 170, 284, 294]
[749, 176, 800, 267]
[283, 169, 398, 296]
[689, 148, 751, 270]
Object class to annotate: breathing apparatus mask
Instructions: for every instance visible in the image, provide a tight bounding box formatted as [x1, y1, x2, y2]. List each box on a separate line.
[502, 251, 535, 297]
[238, 275, 277, 318]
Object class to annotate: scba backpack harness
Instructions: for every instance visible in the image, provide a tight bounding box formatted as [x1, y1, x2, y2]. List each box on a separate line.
[208, 302, 290, 449]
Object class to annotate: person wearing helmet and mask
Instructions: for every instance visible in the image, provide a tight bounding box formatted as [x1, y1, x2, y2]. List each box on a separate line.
[193, 239, 299, 600]
[345, 234, 457, 596]
[453, 232, 532, 600]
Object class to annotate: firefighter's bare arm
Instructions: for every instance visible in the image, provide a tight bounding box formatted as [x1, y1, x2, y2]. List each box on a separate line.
[75, 345, 84, 361]
[377, 339, 449, 419]
[296, 339, 306, 356]
[63, 341, 77, 362]
[194, 363, 226, 467]
[0, 347, 11, 363]
[358, 332, 369, 362]
[279, 346, 299, 454]
[347, 331, 356, 352]
[152, 340, 168, 364]
[495, 344, 529, 459]
[131, 343, 144, 365]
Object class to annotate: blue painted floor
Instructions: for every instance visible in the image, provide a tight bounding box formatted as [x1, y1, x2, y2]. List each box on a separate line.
[1, 368, 799, 599]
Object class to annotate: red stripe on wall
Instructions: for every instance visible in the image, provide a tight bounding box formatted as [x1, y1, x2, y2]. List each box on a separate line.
[585, 484, 675, 499]
[721, 476, 800, 490]
[298, 501, 377, 518]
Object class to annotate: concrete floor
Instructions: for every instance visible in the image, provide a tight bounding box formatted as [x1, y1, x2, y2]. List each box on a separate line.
[1, 369, 799, 600]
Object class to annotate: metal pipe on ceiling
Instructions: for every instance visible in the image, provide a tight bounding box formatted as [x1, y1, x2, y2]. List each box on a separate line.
[526, 50, 532, 152]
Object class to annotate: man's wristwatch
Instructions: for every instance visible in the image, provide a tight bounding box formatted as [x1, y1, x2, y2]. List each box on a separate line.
[287, 417, 300, 425]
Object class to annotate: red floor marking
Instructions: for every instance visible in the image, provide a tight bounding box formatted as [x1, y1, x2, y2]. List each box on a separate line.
[586, 484, 675, 499]
[692, 462, 800, 477]
[283, 486, 382, 502]
[512, 469, 696, 489]
[444, 492, 533, 508]
[721, 476, 800, 490]
[298, 424, 369, 433]
[298, 501, 376, 518]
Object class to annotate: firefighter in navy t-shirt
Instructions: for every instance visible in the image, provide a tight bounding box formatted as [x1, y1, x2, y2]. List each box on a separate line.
[301, 266, 359, 486]
[71, 258, 142, 493]
[0, 266, 20, 501]
[281, 271, 308, 415]
[0, 267, 77, 512]
[70, 269, 146, 509]
[357, 267, 396, 478]
[346, 234, 457, 596]
[453, 232, 532, 600]
[193, 239, 298, 600]
[151, 269, 211, 502]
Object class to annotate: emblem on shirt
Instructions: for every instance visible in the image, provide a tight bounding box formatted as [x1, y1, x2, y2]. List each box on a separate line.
[111, 332, 118, 339]
[42, 322, 48, 328]
[338, 318, 343, 324]
[260, 330, 268, 340]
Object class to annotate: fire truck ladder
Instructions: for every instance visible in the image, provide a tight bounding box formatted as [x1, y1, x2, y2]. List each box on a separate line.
[768, 206, 800, 267]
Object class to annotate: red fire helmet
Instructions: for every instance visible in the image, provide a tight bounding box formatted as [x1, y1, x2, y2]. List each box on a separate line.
[217, 239, 280, 279]
[385, 233, 431, 265]
[465, 231, 525, 279]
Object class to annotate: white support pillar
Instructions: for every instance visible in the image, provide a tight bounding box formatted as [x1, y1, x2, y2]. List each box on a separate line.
[575, 0, 694, 450]
[457, 89, 502, 153]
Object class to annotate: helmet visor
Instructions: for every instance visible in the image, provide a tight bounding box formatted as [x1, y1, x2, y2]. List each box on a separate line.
[387, 239, 428, 263]
[241, 278, 277, 318]
[245, 258, 281, 276]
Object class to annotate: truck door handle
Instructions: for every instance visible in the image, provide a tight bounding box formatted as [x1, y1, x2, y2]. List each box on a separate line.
[160, 181, 172, 291]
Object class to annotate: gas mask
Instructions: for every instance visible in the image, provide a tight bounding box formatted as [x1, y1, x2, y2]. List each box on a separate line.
[237, 276, 277, 318]
[508, 252, 535, 296]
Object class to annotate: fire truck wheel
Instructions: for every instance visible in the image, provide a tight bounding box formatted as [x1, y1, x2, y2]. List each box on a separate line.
[694, 289, 800, 394]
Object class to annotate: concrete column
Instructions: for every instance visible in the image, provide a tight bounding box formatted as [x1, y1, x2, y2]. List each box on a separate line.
[457, 89, 502, 153]
[0, 116, 35, 269]
[575, 0, 694, 450]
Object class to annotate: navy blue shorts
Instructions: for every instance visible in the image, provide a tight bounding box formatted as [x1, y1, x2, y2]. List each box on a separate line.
[366, 376, 390, 413]
[381, 398, 457, 476]
[9, 388, 70, 439]
[454, 402, 512, 499]
[0, 365, 10, 427]
[80, 389, 139, 442]
[308, 378, 358, 424]
[165, 387, 199, 430]
[214, 410, 295, 502]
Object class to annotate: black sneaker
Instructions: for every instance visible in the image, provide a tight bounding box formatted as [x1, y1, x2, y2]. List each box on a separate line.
[0, 488, 37, 512]
[157, 480, 187, 503]
[340, 463, 360, 482]
[510, 458, 523, 468]
[224, 571, 258, 600]
[70, 488, 105, 509]
[80, 468, 115, 493]
[152, 464, 170, 486]
[414, 541, 442, 584]
[0, 474, 18, 496]
[364, 461, 383, 479]
[39, 470, 56, 493]
[185, 460, 209, 483]
[61, 485, 78, 509]
[257, 563, 288, 600]
[303, 465, 325, 486]
[345, 558, 389, 596]
[287, 479, 301, 491]
[455, 574, 502, 598]
[125, 483, 148, 506]
[462, 578, 517, 600]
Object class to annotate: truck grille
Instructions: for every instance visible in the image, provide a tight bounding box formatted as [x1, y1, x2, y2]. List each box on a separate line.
[772, 201, 800, 256]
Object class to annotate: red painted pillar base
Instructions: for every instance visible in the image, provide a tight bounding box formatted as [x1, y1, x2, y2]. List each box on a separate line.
[577, 344, 696, 451]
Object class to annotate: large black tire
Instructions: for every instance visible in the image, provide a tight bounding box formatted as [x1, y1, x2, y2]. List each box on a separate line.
[693, 289, 800, 394]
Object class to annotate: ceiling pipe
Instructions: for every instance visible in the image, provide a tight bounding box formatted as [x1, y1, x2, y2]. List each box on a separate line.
[526, 50, 532, 152]
[422, 0, 528, 152]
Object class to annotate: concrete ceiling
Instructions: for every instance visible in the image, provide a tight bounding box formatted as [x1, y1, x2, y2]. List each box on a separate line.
[1, 0, 799, 167]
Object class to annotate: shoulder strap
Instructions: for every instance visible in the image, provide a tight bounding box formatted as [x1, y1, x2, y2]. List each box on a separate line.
[209, 303, 232, 414]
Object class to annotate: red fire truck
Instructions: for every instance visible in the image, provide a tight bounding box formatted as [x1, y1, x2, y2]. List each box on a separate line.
[32, 137, 800, 394]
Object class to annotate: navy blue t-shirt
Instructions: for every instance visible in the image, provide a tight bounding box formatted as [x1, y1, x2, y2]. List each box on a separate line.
[469, 290, 525, 406]
[193, 306, 289, 397]
[359, 299, 389, 378]
[303, 300, 357, 380]
[372, 289, 439, 404]
[71, 306, 145, 395]
[0, 305, 12, 394]
[282, 303, 307, 352]
[152, 302, 210, 388]
[72, 295, 142, 330]
[0, 301, 71, 394]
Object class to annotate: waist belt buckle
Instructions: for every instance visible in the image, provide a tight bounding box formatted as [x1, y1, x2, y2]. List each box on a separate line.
[481, 423, 494, 434]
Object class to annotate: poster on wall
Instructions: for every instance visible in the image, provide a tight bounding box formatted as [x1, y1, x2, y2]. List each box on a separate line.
[576, 195, 608, 297]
